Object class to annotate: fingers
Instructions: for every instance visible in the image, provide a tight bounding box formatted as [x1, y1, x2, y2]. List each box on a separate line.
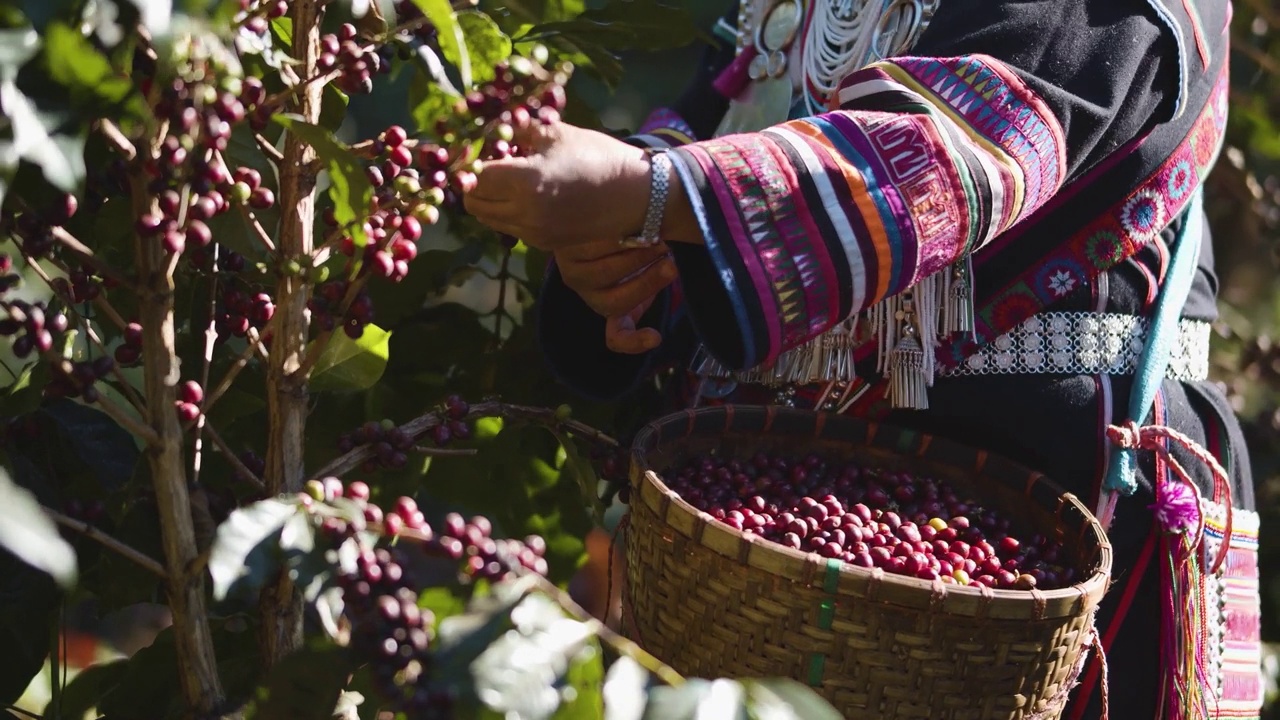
[605, 302, 663, 355]
[558, 245, 670, 291]
[577, 256, 677, 318]
[468, 157, 532, 202]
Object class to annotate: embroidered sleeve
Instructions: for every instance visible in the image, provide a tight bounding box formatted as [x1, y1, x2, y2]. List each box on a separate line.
[665, 54, 1069, 371]
[628, 109, 698, 150]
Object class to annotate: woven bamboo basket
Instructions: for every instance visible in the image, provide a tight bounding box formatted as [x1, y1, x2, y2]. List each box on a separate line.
[623, 405, 1112, 720]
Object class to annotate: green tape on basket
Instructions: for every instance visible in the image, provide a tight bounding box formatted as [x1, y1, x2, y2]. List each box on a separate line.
[807, 558, 842, 686]
[895, 429, 917, 454]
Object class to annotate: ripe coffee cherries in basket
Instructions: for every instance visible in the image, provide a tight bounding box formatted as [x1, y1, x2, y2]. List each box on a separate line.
[624, 406, 1112, 720]
[662, 452, 1070, 591]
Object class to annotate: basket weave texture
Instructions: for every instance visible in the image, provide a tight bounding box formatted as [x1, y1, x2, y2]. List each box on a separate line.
[624, 405, 1113, 720]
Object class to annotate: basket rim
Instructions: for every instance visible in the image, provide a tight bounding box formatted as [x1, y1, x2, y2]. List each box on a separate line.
[628, 405, 1113, 621]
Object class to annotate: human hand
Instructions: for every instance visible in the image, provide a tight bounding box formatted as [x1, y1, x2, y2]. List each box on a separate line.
[462, 122, 653, 251]
[554, 240, 676, 355]
[556, 240, 676, 318]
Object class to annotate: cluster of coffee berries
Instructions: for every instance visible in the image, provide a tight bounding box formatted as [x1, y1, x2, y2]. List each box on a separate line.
[175, 381, 204, 423]
[113, 322, 144, 366]
[131, 34, 272, 257]
[7, 192, 80, 260]
[299, 478, 547, 717]
[318, 24, 392, 96]
[309, 281, 374, 339]
[46, 356, 115, 403]
[340, 420, 415, 472]
[188, 244, 249, 274]
[662, 452, 1074, 590]
[238, 450, 266, 480]
[393, 0, 440, 43]
[427, 394, 473, 446]
[216, 286, 275, 341]
[62, 266, 102, 304]
[0, 300, 66, 358]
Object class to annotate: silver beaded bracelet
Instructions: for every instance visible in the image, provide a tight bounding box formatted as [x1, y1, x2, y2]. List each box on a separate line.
[618, 150, 672, 249]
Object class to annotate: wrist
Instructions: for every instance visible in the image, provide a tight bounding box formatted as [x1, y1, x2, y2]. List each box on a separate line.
[659, 165, 701, 245]
[620, 149, 702, 247]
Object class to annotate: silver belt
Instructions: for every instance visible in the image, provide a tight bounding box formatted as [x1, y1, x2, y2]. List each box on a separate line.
[692, 311, 1212, 388]
[939, 312, 1211, 381]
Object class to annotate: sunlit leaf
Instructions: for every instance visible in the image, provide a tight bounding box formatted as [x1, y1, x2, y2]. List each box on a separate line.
[0, 467, 77, 587]
[209, 497, 300, 601]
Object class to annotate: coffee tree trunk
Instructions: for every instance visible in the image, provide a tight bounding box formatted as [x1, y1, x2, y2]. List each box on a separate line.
[260, 0, 323, 666]
[131, 157, 227, 711]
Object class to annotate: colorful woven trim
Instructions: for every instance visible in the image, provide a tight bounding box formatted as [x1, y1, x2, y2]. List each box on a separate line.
[630, 108, 697, 149]
[1202, 503, 1263, 718]
[939, 66, 1229, 369]
[667, 54, 1066, 371]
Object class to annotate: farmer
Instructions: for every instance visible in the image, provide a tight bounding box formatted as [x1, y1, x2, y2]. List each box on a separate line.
[463, 0, 1262, 716]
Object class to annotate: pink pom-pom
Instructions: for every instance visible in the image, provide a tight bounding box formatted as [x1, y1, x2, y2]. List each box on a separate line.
[1149, 480, 1201, 534]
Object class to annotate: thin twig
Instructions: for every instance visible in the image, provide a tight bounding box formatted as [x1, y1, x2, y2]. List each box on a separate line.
[254, 133, 285, 164]
[94, 388, 161, 445]
[45, 506, 167, 579]
[411, 445, 479, 456]
[94, 118, 138, 161]
[93, 294, 129, 331]
[203, 421, 266, 491]
[247, 326, 271, 362]
[191, 246, 221, 486]
[237, 204, 279, 254]
[47, 227, 134, 288]
[202, 338, 262, 416]
[310, 401, 618, 480]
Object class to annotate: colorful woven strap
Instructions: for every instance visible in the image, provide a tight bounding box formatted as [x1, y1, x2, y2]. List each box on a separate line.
[1101, 186, 1204, 498]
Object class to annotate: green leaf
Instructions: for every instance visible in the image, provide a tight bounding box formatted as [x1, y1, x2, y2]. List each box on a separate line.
[411, 0, 470, 87]
[246, 646, 353, 720]
[551, 429, 604, 526]
[43, 21, 135, 109]
[96, 618, 260, 719]
[273, 114, 372, 248]
[41, 399, 140, 494]
[0, 466, 77, 587]
[410, 57, 461, 136]
[208, 497, 300, 602]
[739, 679, 846, 720]
[0, 359, 48, 417]
[635, 677, 844, 720]
[0, 555, 58, 706]
[0, 27, 41, 81]
[308, 323, 392, 393]
[458, 10, 512, 84]
[56, 659, 128, 720]
[602, 656, 648, 720]
[0, 79, 86, 192]
[539, 0, 697, 49]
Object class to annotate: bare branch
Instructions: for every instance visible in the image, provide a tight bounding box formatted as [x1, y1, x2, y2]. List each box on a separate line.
[46, 506, 166, 578]
[203, 421, 266, 491]
[237, 204, 279, 254]
[412, 445, 479, 457]
[94, 119, 138, 161]
[311, 401, 618, 480]
[254, 133, 285, 164]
